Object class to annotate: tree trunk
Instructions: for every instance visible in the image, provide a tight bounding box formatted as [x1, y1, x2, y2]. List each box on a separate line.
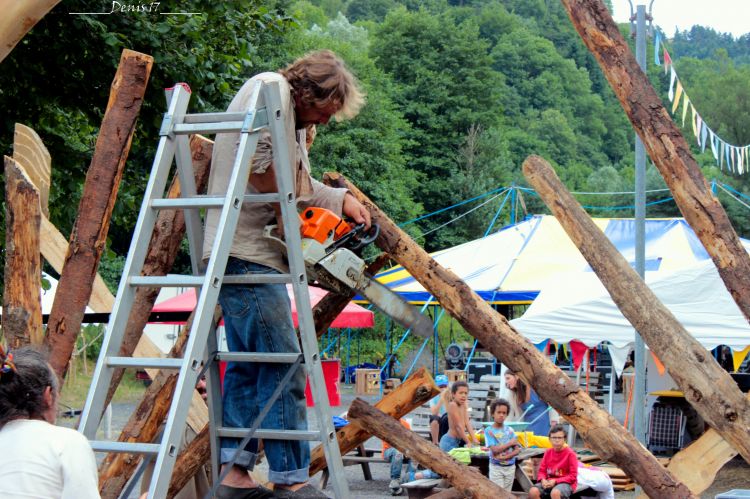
[427, 489, 471, 499]
[309, 366, 439, 477]
[348, 399, 509, 499]
[167, 425, 210, 499]
[98, 309, 219, 498]
[524, 154, 750, 464]
[3, 156, 43, 346]
[312, 253, 389, 336]
[322, 172, 694, 498]
[102, 134, 213, 410]
[0, 0, 61, 63]
[559, 0, 750, 323]
[45, 49, 153, 380]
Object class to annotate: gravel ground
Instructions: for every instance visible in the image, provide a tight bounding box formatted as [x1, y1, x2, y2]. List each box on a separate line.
[66, 383, 750, 498]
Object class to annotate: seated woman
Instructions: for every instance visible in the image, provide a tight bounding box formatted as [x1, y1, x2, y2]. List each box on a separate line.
[439, 381, 475, 452]
[0, 346, 99, 498]
[504, 369, 559, 436]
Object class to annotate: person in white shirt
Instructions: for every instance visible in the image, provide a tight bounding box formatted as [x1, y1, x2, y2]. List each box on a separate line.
[0, 346, 99, 499]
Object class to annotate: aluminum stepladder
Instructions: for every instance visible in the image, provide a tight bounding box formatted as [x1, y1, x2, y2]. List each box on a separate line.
[78, 80, 350, 498]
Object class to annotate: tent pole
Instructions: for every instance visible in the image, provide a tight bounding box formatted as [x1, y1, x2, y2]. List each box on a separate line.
[608, 362, 616, 414]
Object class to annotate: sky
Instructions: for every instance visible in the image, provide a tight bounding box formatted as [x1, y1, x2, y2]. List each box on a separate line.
[611, 0, 750, 38]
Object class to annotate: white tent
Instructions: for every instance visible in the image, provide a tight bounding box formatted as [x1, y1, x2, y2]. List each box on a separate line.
[510, 259, 750, 375]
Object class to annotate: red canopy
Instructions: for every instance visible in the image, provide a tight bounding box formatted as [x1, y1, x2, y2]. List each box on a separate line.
[151, 286, 374, 328]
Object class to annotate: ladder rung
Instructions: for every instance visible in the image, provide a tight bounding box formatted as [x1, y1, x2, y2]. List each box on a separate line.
[90, 441, 161, 454]
[151, 193, 283, 209]
[129, 274, 295, 288]
[171, 109, 269, 135]
[216, 352, 302, 364]
[130, 276, 205, 287]
[106, 357, 183, 369]
[217, 428, 322, 441]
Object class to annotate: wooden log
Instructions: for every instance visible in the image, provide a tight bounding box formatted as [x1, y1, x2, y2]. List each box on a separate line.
[309, 366, 439, 476]
[46, 49, 153, 380]
[523, 155, 750, 464]
[102, 134, 213, 411]
[98, 309, 219, 498]
[559, 0, 750, 323]
[313, 253, 390, 336]
[13, 123, 51, 217]
[322, 172, 694, 498]
[167, 425, 210, 499]
[3, 156, 43, 346]
[0, 0, 61, 63]
[348, 399, 509, 498]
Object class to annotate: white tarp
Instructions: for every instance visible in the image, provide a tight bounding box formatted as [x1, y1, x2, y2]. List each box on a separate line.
[510, 259, 750, 353]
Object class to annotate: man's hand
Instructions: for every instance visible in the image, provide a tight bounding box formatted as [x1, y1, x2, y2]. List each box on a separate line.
[343, 192, 371, 228]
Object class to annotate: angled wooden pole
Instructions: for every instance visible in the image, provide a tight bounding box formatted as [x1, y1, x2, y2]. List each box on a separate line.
[3, 156, 43, 346]
[45, 49, 153, 379]
[323, 172, 694, 498]
[348, 399, 510, 499]
[0, 0, 61, 63]
[558, 0, 750, 323]
[309, 366, 439, 476]
[524, 155, 750, 464]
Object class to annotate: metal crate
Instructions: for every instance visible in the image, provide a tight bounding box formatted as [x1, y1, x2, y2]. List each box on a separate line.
[647, 402, 686, 453]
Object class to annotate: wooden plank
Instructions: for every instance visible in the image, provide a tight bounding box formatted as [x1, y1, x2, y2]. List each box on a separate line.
[13, 123, 50, 216]
[3, 156, 43, 346]
[524, 154, 750, 465]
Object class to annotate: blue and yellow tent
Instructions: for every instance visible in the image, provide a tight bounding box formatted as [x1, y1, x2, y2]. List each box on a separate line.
[375, 215, 723, 305]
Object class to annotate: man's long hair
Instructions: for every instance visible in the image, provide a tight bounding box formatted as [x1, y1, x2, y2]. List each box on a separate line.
[280, 50, 365, 120]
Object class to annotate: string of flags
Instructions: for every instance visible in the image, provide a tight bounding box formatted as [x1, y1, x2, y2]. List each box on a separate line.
[654, 32, 749, 175]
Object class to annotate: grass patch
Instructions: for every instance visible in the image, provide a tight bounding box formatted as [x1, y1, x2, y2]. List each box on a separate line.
[59, 357, 147, 413]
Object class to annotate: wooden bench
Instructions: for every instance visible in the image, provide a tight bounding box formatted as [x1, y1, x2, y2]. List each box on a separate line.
[319, 444, 387, 488]
[401, 478, 445, 498]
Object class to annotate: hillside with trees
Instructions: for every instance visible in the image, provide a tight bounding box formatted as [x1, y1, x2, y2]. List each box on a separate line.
[1, 0, 749, 297]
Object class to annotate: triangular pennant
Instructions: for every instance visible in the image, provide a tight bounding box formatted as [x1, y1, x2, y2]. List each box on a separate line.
[733, 346, 750, 372]
[691, 106, 698, 138]
[668, 67, 676, 100]
[681, 94, 690, 126]
[608, 345, 631, 377]
[731, 146, 736, 172]
[700, 121, 708, 152]
[534, 339, 550, 354]
[570, 340, 588, 371]
[650, 351, 666, 376]
[672, 80, 682, 113]
[663, 49, 672, 74]
[710, 130, 718, 159]
[654, 31, 661, 66]
[721, 141, 726, 168]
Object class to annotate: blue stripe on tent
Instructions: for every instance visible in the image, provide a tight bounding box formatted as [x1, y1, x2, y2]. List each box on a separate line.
[354, 290, 539, 304]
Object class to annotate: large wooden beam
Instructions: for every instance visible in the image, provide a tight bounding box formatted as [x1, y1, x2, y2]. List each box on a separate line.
[102, 134, 213, 411]
[13, 123, 51, 217]
[3, 156, 43, 346]
[559, 0, 750, 323]
[45, 49, 153, 380]
[309, 366, 439, 477]
[0, 0, 61, 63]
[322, 172, 694, 498]
[524, 155, 750, 464]
[348, 399, 509, 499]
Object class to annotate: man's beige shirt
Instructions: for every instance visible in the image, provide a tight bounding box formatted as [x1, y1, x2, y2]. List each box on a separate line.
[202, 72, 348, 272]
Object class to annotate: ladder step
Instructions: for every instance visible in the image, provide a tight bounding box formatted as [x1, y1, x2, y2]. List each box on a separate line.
[151, 193, 283, 209]
[171, 109, 269, 135]
[106, 357, 183, 369]
[217, 428, 323, 441]
[90, 441, 161, 454]
[130, 274, 294, 288]
[216, 352, 302, 364]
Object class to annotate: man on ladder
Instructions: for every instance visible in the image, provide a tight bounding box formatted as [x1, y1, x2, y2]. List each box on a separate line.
[204, 50, 368, 499]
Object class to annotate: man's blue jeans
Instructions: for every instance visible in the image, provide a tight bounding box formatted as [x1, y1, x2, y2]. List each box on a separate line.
[218, 258, 308, 485]
[383, 447, 414, 480]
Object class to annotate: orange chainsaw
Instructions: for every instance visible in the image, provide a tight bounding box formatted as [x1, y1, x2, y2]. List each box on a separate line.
[265, 207, 432, 338]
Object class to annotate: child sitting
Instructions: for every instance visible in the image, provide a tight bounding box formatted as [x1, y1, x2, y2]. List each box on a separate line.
[529, 424, 577, 499]
[439, 381, 475, 452]
[484, 398, 520, 491]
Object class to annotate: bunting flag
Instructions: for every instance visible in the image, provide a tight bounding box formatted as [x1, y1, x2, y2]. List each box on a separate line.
[654, 31, 662, 66]
[650, 351, 666, 376]
[534, 339, 549, 354]
[733, 345, 750, 372]
[569, 340, 589, 371]
[661, 42, 749, 175]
